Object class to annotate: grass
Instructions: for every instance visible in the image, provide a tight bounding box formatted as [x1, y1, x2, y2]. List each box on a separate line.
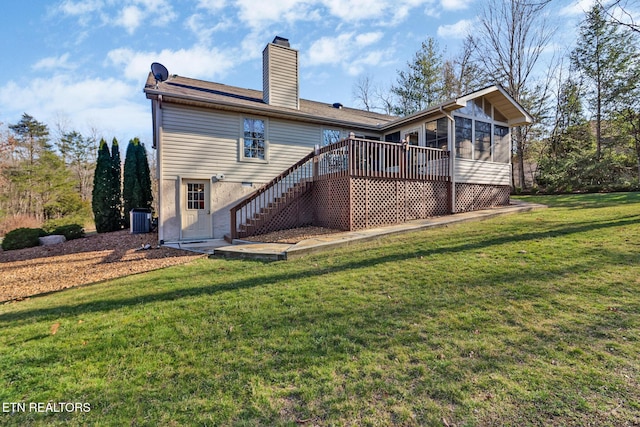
[1, 192, 639, 426]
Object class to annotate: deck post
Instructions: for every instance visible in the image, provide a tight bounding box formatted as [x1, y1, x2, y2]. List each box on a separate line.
[230, 208, 237, 240]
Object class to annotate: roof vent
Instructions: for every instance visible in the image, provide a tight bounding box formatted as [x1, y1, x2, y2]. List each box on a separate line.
[332, 102, 343, 109]
[272, 36, 290, 47]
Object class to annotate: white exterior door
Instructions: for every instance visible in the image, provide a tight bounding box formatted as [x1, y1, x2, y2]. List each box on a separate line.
[182, 179, 212, 240]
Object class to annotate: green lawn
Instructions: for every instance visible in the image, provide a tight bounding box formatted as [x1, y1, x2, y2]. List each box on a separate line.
[1, 193, 639, 426]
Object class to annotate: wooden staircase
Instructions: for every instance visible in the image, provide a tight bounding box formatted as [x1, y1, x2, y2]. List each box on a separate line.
[232, 180, 313, 239]
[226, 150, 316, 242]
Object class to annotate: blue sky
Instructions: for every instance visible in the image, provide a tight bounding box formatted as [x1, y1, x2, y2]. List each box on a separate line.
[0, 0, 614, 146]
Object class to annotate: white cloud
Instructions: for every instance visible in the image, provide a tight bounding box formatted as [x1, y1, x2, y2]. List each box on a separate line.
[392, 0, 435, 23]
[230, 0, 436, 29]
[32, 53, 76, 71]
[559, 0, 597, 16]
[185, 13, 233, 45]
[307, 35, 348, 66]
[116, 6, 143, 33]
[0, 75, 150, 140]
[355, 32, 384, 46]
[437, 18, 474, 39]
[235, 0, 319, 28]
[322, 0, 388, 20]
[197, 0, 227, 11]
[346, 50, 388, 76]
[440, 0, 471, 11]
[306, 32, 389, 75]
[56, 0, 176, 32]
[107, 45, 238, 82]
[57, 0, 104, 18]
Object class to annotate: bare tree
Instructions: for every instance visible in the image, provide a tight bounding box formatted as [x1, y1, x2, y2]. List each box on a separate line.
[352, 74, 375, 112]
[597, 0, 639, 33]
[471, 0, 555, 189]
[443, 36, 488, 98]
[375, 84, 395, 116]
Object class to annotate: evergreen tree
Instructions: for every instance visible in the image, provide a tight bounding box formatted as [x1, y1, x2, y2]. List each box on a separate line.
[123, 137, 153, 228]
[92, 139, 112, 233]
[59, 130, 97, 201]
[110, 138, 122, 229]
[8, 114, 52, 217]
[391, 38, 446, 116]
[571, 4, 637, 160]
[136, 140, 153, 211]
[550, 78, 592, 159]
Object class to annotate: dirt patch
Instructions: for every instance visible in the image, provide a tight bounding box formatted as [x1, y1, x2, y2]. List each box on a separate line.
[242, 226, 342, 244]
[0, 230, 204, 303]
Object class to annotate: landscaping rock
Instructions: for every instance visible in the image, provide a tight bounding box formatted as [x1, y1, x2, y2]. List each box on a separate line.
[39, 235, 67, 246]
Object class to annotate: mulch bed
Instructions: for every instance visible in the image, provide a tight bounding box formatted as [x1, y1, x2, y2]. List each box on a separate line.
[242, 226, 343, 244]
[0, 230, 204, 303]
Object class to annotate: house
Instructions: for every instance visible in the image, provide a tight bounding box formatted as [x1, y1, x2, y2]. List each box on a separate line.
[144, 36, 532, 245]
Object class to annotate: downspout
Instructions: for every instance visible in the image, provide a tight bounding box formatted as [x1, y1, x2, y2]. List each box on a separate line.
[440, 106, 456, 213]
[154, 95, 165, 244]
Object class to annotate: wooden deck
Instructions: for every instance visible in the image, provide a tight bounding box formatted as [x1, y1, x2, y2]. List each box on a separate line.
[228, 136, 512, 241]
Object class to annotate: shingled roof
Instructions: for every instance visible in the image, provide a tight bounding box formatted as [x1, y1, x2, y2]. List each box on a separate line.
[144, 73, 396, 130]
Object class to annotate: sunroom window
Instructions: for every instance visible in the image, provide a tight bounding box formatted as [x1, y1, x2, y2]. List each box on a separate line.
[453, 97, 510, 163]
[425, 117, 448, 150]
[474, 121, 491, 161]
[455, 117, 473, 159]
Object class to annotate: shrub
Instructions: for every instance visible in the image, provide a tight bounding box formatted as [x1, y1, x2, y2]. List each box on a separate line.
[1, 227, 47, 251]
[50, 224, 85, 241]
[43, 216, 88, 233]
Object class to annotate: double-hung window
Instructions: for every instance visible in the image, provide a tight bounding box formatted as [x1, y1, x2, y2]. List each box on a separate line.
[241, 117, 267, 162]
[323, 129, 342, 146]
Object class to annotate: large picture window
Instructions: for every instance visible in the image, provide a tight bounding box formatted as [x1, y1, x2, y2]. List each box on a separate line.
[241, 117, 267, 162]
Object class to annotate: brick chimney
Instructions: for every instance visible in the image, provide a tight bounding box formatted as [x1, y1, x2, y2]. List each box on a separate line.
[263, 36, 299, 110]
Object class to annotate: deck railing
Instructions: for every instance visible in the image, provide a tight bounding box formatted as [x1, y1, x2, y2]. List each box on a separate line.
[316, 136, 450, 181]
[229, 136, 450, 239]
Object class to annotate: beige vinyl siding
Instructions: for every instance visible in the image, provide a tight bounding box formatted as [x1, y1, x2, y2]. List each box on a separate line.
[455, 159, 511, 186]
[161, 105, 238, 179]
[161, 105, 319, 183]
[263, 43, 299, 110]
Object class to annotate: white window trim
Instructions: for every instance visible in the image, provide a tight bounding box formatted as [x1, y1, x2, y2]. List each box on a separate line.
[239, 116, 269, 163]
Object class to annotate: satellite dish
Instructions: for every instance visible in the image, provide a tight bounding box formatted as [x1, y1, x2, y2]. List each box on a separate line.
[151, 62, 169, 86]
